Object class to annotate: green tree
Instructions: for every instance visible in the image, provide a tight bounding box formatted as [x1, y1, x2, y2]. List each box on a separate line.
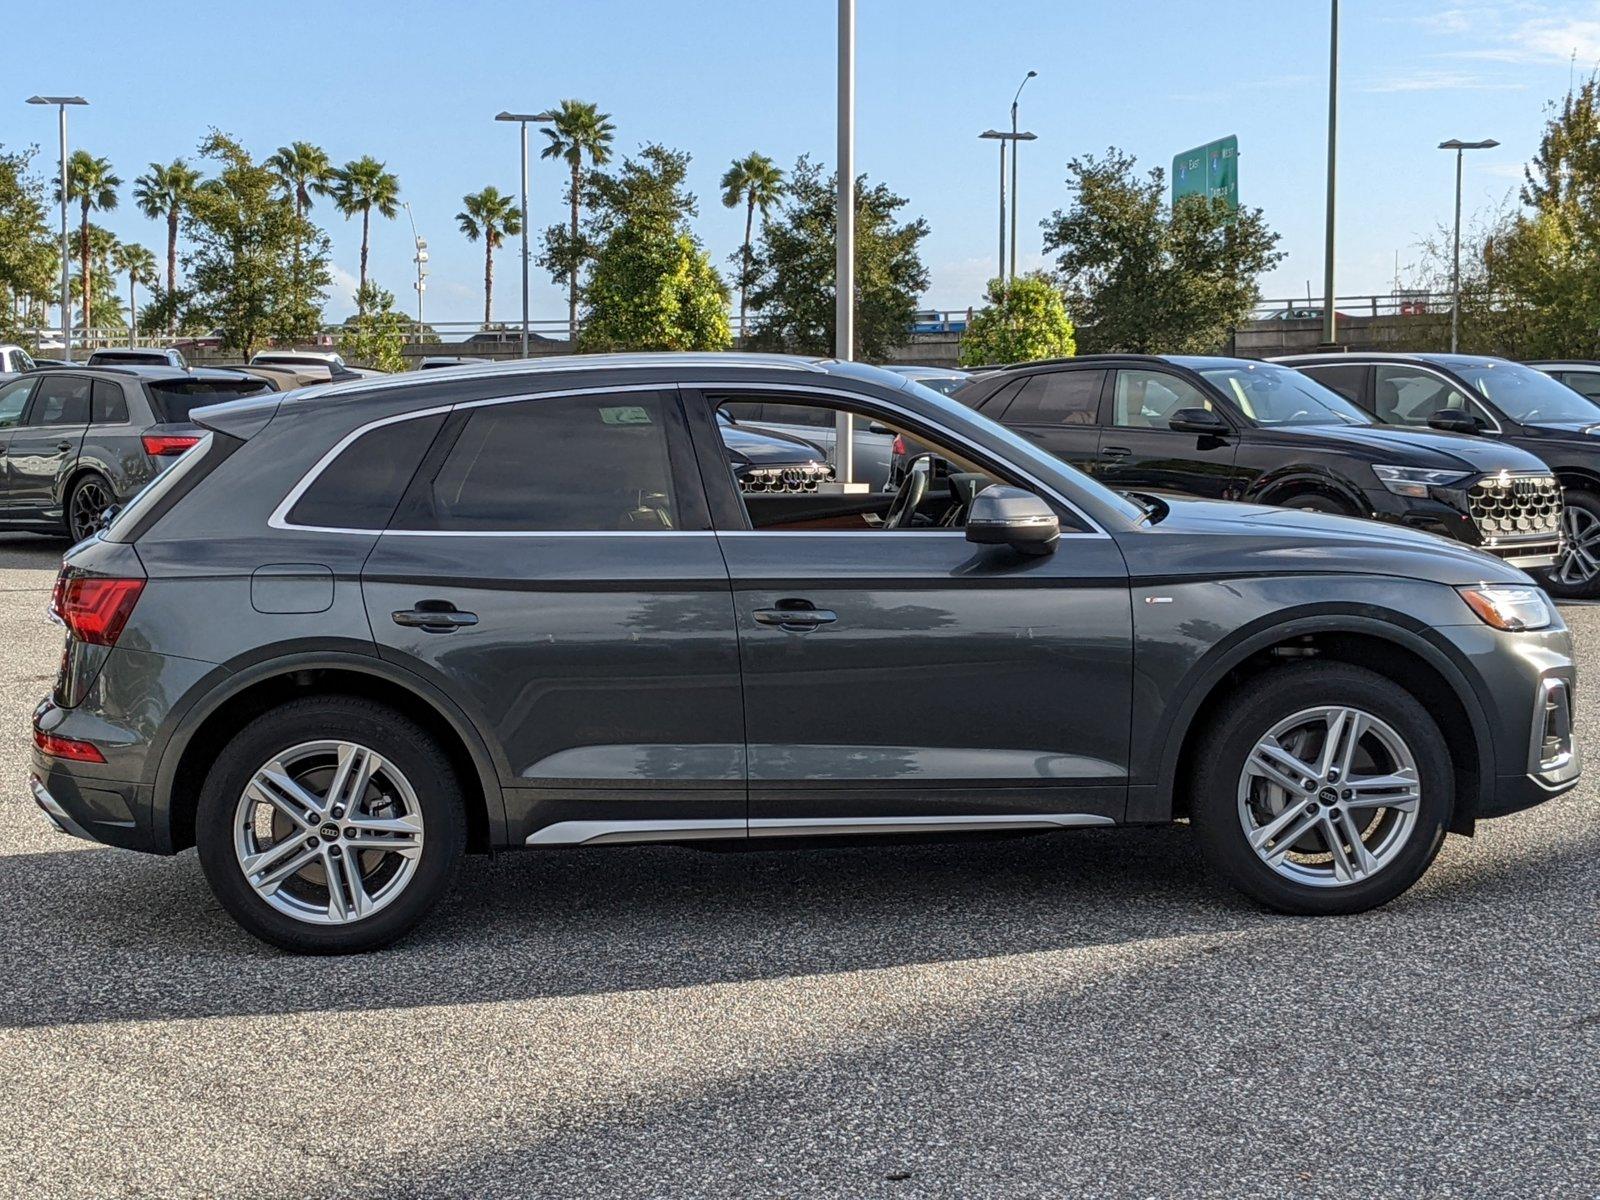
[266, 142, 333, 322]
[339, 281, 409, 372]
[327, 155, 400, 301]
[183, 131, 331, 355]
[719, 152, 785, 337]
[959, 273, 1076, 366]
[132, 158, 202, 318]
[577, 144, 729, 351]
[745, 156, 930, 360]
[1042, 148, 1283, 353]
[540, 98, 615, 338]
[113, 242, 158, 340]
[456, 186, 522, 327]
[58, 150, 120, 335]
[0, 146, 57, 342]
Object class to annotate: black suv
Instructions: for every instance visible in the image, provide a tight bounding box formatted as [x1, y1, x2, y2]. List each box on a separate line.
[955, 355, 1563, 569]
[32, 354, 1579, 952]
[0, 365, 272, 540]
[1280, 353, 1600, 597]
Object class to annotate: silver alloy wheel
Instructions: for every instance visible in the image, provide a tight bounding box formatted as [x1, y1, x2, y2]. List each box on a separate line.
[69, 478, 111, 541]
[232, 740, 425, 925]
[1555, 505, 1600, 586]
[1236, 705, 1421, 888]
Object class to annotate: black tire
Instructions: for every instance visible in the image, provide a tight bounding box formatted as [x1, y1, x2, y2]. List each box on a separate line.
[1190, 662, 1452, 915]
[1541, 489, 1600, 600]
[1278, 490, 1356, 516]
[196, 695, 466, 954]
[66, 471, 114, 542]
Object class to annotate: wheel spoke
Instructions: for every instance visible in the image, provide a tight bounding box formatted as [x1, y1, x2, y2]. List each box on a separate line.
[343, 812, 424, 857]
[243, 839, 320, 896]
[324, 851, 369, 922]
[247, 762, 322, 827]
[1335, 810, 1379, 879]
[1246, 741, 1314, 797]
[1321, 816, 1360, 883]
[327, 743, 381, 816]
[1318, 708, 1366, 783]
[1257, 807, 1322, 863]
[1343, 769, 1420, 811]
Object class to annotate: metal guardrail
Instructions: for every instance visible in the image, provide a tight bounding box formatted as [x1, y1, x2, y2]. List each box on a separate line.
[1248, 292, 1452, 321]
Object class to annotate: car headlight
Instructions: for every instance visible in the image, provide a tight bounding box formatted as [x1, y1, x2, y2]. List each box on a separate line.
[1372, 465, 1471, 498]
[1457, 584, 1553, 631]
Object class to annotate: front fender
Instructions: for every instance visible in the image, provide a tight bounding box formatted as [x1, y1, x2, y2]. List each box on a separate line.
[1245, 466, 1368, 513]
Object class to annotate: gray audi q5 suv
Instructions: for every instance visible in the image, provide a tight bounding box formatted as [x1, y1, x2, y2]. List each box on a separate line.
[31, 354, 1580, 952]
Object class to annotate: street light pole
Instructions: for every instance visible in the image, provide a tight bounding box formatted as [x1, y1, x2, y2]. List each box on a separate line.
[1321, 0, 1339, 347]
[836, 0, 855, 482]
[980, 130, 1037, 286]
[402, 201, 428, 334]
[495, 109, 557, 359]
[27, 95, 87, 362]
[1009, 70, 1037, 282]
[1438, 138, 1499, 354]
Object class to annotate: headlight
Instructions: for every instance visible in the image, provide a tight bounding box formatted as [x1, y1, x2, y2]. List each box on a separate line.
[1457, 584, 1553, 631]
[1372, 465, 1471, 498]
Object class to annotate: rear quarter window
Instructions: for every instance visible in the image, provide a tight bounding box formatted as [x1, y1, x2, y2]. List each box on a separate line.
[285, 413, 448, 530]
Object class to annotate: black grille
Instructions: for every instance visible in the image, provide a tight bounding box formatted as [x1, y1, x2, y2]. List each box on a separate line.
[739, 463, 837, 494]
[1468, 473, 1562, 540]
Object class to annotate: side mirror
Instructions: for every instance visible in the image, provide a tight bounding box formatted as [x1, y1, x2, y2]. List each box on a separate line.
[95, 504, 120, 532]
[1167, 408, 1230, 437]
[966, 485, 1059, 557]
[1427, 409, 1480, 435]
[866, 421, 893, 435]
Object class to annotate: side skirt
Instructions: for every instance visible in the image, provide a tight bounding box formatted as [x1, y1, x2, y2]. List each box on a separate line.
[525, 812, 1114, 847]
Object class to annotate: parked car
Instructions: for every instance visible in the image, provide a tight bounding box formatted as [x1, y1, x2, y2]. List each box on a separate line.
[879, 365, 972, 396]
[0, 365, 273, 540]
[1280, 352, 1600, 597]
[87, 347, 189, 370]
[249, 349, 384, 379]
[1526, 360, 1600, 403]
[1260, 306, 1352, 323]
[0, 344, 38, 373]
[30, 353, 1579, 952]
[720, 401, 893, 490]
[717, 410, 838, 492]
[953, 355, 1563, 570]
[417, 356, 492, 370]
[910, 311, 969, 334]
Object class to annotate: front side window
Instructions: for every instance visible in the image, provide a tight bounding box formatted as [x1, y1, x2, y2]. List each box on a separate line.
[1002, 371, 1105, 426]
[0, 378, 34, 429]
[1559, 371, 1600, 402]
[1372, 366, 1480, 427]
[1454, 361, 1600, 424]
[28, 376, 91, 426]
[396, 393, 680, 533]
[1111, 370, 1214, 430]
[1200, 363, 1369, 427]
[14, 350, 35, 372]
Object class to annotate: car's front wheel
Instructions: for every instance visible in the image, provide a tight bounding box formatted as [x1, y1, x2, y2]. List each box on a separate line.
[1542, 489, 1600, 599]
[195, 696, 466, 953]
[1191, 663, 1452, 915]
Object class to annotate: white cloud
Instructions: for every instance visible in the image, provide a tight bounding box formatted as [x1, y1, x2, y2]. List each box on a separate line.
[1432, 2, 1600, 65]
[1360, 70, 1527, 93]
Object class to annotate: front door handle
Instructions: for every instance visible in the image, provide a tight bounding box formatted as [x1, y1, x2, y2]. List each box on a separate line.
[754, 600, 837, 632]
[56, 440, 73, 453]
[1102, 445, 1133, 459]
[392, 601, 478, 632]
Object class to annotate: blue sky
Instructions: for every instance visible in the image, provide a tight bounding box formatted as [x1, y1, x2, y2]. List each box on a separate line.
[12, 0, 1599, 327]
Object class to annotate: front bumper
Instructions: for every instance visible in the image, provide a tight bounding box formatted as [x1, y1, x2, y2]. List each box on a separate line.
[1365, 474, 1563, 569]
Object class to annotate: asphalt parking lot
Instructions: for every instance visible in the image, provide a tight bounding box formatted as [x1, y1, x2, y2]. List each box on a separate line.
[0, 534, 1595, 1199]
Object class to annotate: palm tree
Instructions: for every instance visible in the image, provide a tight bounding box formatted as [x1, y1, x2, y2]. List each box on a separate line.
[58, 151, 120, 335]
[132, 159, 202, 326]
[327, 156, 401, 304]
[266, 141, 332, 221]
[113, 242, 157, 343]
[719, 152, 785, 338]
[456, 186, 523, 327]
[539, 99, 615, 339]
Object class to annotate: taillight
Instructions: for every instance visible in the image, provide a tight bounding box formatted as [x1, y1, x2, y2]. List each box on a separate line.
[51, 575, 144, 646]
[34, 729, 105, 763]
[142, 433, 200, 457]
[892, 434, 906, 456]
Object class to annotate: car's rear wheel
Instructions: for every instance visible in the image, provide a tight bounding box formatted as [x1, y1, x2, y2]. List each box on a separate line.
[1542, 489, 1600, 599]
[66, 472, 113, 542]
[196, 696, 465, 953]
[1190, 663, 1452, 915]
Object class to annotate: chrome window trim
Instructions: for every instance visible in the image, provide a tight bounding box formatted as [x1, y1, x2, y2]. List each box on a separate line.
[525, 811, 1115, 846]
[269, 380, 1113, 539]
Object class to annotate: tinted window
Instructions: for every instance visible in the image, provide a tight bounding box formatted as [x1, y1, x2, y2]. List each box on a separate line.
[1111, 370, 1213, 430]
[91, 380, 129, 424]
[978, 377, 1027, 416]
[29, 376, 91, 426]
[1454, 361, 1600, 423]
[398, 393, 680, 533]
[1559, 370, 1600, 401]
[146, 378, 271, 422]
[1303, 363, 1366, 403]
[1371, 366, 1479, 427]
[0, 378, 33, 429]
[288, 413, 447, 531]
[1200, 363, 1369, 426]
[1003, 371, 1105, 426]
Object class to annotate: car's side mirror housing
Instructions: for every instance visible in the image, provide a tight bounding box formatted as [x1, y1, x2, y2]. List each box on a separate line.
[1427, 409, 1480, 435]
[965, 486, 1059, 556]
[1167, 408, 1230, 437]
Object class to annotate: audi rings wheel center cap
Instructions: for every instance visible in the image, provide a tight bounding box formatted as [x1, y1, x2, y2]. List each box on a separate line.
[318, 822, 341, 842]
[1318, 787, 1339, 805]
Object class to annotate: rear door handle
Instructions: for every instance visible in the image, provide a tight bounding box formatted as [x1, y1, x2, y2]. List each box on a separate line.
[392, 602, 478, 632]
[754, 601, 837, 632]
[1102, 445, 1132, 459]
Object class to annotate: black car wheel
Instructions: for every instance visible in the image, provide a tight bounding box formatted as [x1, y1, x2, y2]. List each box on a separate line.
[66, 472, 113, 542]
[196, 696, 466, 954]
[1543, 490, 1600, 599]
[1191, 663, 1451, 915]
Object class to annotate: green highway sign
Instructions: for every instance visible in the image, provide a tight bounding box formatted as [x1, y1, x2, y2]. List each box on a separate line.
[1172, 135, 1239, 211]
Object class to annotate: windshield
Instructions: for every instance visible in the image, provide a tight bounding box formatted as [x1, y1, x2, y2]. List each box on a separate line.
[1455, 361, 1600, 423]
[147, 379, 271, 422]
[1200, 363, 1372, 427]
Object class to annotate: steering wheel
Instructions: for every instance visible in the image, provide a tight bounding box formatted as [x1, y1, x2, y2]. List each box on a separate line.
[885, 453, 934, 528]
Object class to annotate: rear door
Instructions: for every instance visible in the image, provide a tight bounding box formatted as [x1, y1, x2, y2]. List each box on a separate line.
[5, 373, 91, 517]
[360, 386, 748, 848]
[988, 369, 1106, 474]
[1097, 368, 1244, 500]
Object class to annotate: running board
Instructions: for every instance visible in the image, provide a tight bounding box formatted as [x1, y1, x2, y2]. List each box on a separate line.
[525, 813, 1114, 847]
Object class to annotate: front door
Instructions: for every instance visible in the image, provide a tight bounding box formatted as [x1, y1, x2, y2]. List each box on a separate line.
[361, 387, 747, 847]
[0, 377, 37, 513]
[1097, 368, 1244, 500]
[689, 386, 1133, 834]
[6, 373, 90, 519]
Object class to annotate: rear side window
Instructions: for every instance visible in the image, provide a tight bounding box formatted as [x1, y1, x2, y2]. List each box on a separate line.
[1559, 371, 1600, 401]
[286, 413, 447, 531]
[1303, 364, 1366, 403]
[147, 378, 272, 422]
[92, 380, 129, 424]
[396, 393, 680, 533]
[29, 376, 91, 425]
[1003, 371, 1106, 426]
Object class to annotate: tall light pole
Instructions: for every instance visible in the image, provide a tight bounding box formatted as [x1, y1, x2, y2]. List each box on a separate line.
[836, 0, 855, 482]
[1439, 138, 1499, 354]
[1321, 0, 1339, 347]
[495, 109, 556, 358]
[1009, 70, 1037, 281]
[980, 130, 1036, 285]
[401, 200, 428, 334]
[27, 95, 87, 362]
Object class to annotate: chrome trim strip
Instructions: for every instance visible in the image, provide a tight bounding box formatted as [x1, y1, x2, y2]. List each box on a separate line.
[525, 819, 746, 846]
[30, 777, 94, 842]
[1529, 677, 1575, 777]
[747, 813, 1116, 837]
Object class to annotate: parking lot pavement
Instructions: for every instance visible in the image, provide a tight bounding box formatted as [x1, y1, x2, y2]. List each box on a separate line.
[0, 533, 1595, 1200]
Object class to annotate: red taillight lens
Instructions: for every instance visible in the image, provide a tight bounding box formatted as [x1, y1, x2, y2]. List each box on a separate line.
[142, 433, 200, 457]
[34, 729, 105, 762]
[892, 434, 906, 456]
[51, 575, 144, 646]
